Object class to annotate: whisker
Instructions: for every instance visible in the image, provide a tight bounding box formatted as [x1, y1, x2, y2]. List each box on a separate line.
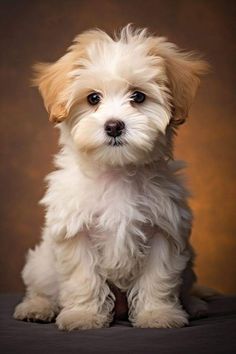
[108, 138, 125, 147]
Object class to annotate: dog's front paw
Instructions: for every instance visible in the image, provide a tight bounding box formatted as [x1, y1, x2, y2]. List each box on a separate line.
[56, 308, 111, 331]
[14, 297, 56, 323]
[132, 305, 189, 328]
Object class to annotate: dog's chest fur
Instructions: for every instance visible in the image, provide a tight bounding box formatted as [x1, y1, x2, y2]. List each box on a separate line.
[43, 151, 187, 288]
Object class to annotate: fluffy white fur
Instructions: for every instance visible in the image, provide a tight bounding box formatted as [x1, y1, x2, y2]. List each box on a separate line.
[14, 25, 209, 330]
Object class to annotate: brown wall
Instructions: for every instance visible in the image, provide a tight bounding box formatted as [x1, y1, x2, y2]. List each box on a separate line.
[0, 0, 235, 294]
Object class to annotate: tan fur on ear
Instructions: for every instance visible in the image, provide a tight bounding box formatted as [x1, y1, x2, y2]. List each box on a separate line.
[150, 38, 209, 120]
[32, 29, 112, 123]
[32, 54, 75, 123]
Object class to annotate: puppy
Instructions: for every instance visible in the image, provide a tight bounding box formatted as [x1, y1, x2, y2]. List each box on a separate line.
[14, 25, 209, 330]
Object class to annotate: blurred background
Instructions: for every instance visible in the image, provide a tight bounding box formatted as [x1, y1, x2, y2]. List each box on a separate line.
[0, 0, 235, 294]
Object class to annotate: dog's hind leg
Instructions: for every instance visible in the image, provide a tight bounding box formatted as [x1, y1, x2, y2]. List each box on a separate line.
[14, 292, 58, 323]
[14, 236, 59, 323]
[180, 263, 214, 319]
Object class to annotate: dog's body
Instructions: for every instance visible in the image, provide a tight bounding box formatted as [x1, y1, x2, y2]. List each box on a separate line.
[14, 26, 209, 330]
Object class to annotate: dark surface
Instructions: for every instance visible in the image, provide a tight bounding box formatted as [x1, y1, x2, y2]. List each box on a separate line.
[0, 294, 236, 354]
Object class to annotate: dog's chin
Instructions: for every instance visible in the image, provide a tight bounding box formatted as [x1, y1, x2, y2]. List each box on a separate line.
[71, 125, 159, 167]
[77, 139, 155, 167]
[73, 137, 151, 167]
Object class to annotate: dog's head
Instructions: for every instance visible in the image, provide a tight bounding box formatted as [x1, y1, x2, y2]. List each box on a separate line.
[33, 25, 208, 166]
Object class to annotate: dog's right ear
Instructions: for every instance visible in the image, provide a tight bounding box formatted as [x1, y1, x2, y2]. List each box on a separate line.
[33, 30, 112, 123]
[32, 53, 75, 123]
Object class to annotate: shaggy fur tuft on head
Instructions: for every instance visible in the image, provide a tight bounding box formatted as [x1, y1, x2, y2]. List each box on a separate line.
[14, 26, 209, 330]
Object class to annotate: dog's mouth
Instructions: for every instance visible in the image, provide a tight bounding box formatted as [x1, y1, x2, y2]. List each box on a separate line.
[107, 138, 125, 147]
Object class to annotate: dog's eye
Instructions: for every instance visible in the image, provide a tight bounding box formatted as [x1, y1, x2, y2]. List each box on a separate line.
[130, 91, 146, 104]
[87, 92, 101, 105]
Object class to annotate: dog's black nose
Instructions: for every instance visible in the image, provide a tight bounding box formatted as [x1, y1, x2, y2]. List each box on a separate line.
[104, 119, 125, 137]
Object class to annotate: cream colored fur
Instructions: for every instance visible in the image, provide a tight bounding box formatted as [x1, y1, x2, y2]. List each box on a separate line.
[14, 25, 209, 330]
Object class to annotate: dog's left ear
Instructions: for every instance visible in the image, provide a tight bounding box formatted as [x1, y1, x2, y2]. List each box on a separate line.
[151, 38, 209, 122]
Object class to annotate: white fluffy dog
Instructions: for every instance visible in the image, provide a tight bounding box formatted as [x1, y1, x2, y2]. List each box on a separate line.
[14, 25, 209, 330]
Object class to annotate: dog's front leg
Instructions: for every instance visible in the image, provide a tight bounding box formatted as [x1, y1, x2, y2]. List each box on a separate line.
[128, 233, 190, 328]
[55, 233, 114, 330]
